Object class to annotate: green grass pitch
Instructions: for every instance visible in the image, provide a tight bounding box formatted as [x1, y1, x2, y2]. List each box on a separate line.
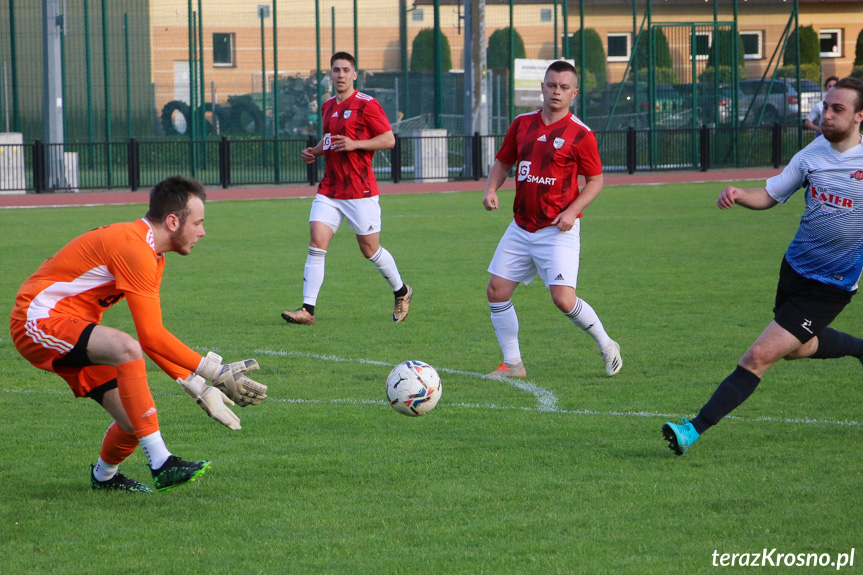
[1, 181, 860, 574]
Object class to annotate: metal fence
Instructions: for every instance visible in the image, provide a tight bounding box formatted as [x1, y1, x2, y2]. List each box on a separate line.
[3, 1, 857, 145]
[0, 124, 817, 193]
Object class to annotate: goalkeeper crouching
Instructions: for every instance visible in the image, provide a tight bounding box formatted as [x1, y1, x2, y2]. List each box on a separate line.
[9, 175, 268, 493]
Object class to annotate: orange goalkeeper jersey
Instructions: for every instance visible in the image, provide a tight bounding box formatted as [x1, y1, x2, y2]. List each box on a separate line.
[11, 219, 201, 379]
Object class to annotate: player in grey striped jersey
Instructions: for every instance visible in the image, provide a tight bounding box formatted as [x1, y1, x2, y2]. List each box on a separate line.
[662, 77, 863, 455]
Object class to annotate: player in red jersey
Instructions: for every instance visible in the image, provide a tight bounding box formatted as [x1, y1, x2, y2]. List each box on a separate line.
[282, 52, 412, 326]
[10, 176, 267, 493]
[482, 60, 622, 379]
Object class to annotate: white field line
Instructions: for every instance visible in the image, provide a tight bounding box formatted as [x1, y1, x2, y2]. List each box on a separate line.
[257, 349, 559, 412]
[4, 348, 859, 428]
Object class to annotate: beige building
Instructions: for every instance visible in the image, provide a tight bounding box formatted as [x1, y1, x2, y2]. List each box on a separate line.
[149, 0, 862, 116]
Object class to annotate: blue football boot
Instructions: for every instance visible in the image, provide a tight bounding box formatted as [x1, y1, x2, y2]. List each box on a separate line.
[662, 417, 700, 455]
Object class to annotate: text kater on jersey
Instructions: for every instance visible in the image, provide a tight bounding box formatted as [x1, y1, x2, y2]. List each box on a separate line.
[323, 133, 332, 150]
[811, 185, 854, 211]
[517, 161, 557, 186]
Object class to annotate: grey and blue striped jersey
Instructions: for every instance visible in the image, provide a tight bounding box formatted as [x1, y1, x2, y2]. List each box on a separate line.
[766, 136, 863, 292]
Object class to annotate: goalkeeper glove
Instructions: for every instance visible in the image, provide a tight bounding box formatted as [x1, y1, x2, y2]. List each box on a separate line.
[177, 373, 242, 430]
[197, 352, 268, 407]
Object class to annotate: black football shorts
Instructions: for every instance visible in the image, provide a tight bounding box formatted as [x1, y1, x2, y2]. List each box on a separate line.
[773, 257, 856, 344]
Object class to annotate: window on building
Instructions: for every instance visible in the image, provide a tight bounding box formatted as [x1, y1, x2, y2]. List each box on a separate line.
[740, 31, 763, 60]
[540, 8, 552, 23]
[819, 29, 842, 58]
[607, 33, 631, 63]
[411, 8, 424, 22]
[213, 33, 235, 67]
[693, 31, 712, 61]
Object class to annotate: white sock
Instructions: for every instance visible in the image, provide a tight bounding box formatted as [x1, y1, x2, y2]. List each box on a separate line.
[565, 298, 612, 349]
[490, 300, 522, 365]
[368, 246, 404, 291]
[92, 458, 119, 482]
[302, 247, 327, 306]
[139, 431, 171, 470]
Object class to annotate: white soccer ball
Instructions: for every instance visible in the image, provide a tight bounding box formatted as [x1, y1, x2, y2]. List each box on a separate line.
[386, 360, 442, 417]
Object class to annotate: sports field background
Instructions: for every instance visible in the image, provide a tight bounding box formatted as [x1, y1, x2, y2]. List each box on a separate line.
[1, 181, 860, 573]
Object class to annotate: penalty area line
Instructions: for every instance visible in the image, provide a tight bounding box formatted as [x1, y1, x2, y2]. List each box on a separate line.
[2, 388, 859, 427]
[257, 348, 559, 412]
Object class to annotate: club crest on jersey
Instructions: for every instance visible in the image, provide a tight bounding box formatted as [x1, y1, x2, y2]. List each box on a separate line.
[851, 170, 863, 181]
[553, 137, 565, 149]
[811, 186, 854, 209]
[537, 134, 547, 142]
[344, 110, 352, 119]
[517, 160, 557, 185]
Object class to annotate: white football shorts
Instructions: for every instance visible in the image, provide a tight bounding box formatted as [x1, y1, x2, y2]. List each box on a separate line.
[487, 220, 581, 289]
[309, 193, 382, 236]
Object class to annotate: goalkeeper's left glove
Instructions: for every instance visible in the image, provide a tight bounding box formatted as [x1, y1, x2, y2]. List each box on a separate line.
[177, 373, 242, 431]
[197, 352, 268, 407]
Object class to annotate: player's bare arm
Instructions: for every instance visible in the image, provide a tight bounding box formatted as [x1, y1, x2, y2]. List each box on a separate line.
[483, 160, 513, 211]
[301, 140, 325, 164]
[330, 130, 395, 153]
[552, 173, 604, 230]
[717, 186, 778, 210]
[803, 118, 822, 134]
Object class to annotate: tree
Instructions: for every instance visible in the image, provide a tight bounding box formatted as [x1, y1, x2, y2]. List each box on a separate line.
[706, 29, 745, 71]
[635, 27, 673, 70]
[566, 28, 607, 88]
[855, 28, 863, 66]
[487, 27, 526, 70]
[410, 28, 452, 72]
[783, 25, 821, 67]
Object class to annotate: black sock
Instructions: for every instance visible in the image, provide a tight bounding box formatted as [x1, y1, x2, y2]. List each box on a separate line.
[394, 285, 407, 299]
[691, 366, 761, 434]
[811, 328, 863, 359]
[303, 304, 315, 316]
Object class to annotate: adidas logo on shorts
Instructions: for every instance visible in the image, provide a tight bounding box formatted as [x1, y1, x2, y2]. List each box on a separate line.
[554, 274, 565, 281]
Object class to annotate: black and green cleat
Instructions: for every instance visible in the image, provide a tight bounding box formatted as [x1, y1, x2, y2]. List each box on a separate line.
[90, 464, 154, 494]
[150, 455, 211, 493]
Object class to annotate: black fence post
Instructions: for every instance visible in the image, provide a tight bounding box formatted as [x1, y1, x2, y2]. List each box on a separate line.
[472, 132, 482, 181]
[392, 135, 401, 184]
[219, 136, 230, 189]
[128, 138, 140, 191]
[699, 124, 710, 172]
[626, 127, 637, 174]
[306, 134, 318, 186]
[771, 122, 782, 169]
[33, 140, 44, 193]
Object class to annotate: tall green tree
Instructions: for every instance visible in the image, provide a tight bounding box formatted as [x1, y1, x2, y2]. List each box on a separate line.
[487, 27, 526, 70]
[410, 28, 452, 72]
[636, 27, 673, 69]
[783, 25, 821, 67]
[855, 28, 863, 65]
[706, 29, 745, 71]
[566, 29, 607, 88]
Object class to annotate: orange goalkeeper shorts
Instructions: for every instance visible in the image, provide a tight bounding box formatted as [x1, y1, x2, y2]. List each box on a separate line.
[10, 316, 118, 398]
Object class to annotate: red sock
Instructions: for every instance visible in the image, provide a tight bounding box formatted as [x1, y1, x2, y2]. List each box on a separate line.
[99, 421, 139, 465]
[116, 359, 160, 439]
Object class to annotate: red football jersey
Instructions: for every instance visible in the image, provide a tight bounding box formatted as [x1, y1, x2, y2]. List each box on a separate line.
[496, 110, 602, 232]
[318, 90, 392, 199]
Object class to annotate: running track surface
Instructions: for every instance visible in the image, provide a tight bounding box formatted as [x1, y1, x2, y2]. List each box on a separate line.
[0, 168, 778, 208]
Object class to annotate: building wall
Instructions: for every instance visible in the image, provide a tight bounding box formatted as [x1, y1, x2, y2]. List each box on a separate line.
[148, 1, 862, 115]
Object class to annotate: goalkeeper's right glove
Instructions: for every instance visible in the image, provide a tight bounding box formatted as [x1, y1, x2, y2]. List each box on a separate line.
[197, 352, 268, 407]
[177, 373, 242, 431]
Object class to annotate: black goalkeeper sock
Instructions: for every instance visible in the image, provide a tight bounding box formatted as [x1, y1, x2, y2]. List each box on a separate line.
[691, 366, 761, 434]
[811, 328, 863, 359]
